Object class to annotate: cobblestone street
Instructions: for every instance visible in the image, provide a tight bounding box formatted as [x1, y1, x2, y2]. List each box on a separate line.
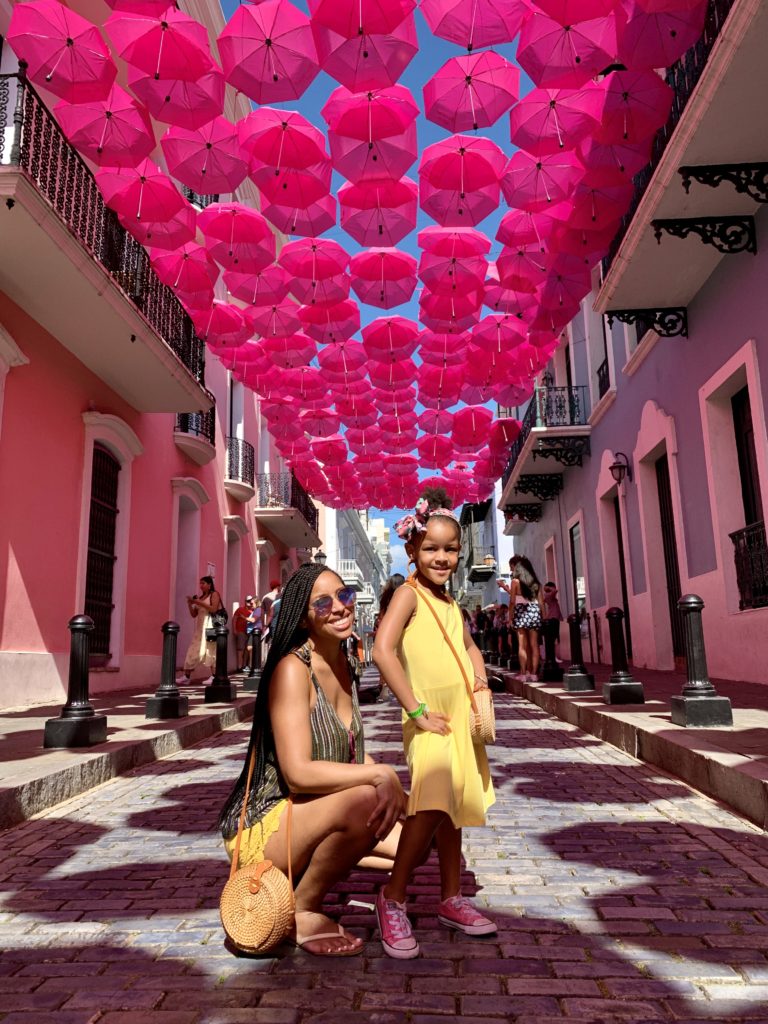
[3, 692, 768, 1024]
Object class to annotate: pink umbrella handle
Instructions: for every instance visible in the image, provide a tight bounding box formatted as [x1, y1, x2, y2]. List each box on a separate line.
[156, 25, 166, 81]
[469, 0, 479, 51]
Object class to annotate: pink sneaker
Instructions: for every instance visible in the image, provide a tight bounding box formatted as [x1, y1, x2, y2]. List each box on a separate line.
[437, 895, 497, 936]
[376, 888, 419, 959]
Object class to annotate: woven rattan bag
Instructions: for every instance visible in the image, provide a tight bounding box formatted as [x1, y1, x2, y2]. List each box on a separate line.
[220, 749, 295, 954]
[409, 582, 496, 745]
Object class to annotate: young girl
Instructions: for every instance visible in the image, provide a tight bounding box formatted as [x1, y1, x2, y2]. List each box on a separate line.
[372, 489, 496, 959]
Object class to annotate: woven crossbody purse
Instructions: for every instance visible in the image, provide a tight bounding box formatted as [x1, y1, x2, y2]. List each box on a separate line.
[409, 582, 496, 745]
[220, 749, 295, 954]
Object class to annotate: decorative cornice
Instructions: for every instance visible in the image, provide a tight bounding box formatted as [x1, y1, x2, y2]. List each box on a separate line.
[0, 324, 28, 370]
[171, 476, 210, 506]
[223, 514, 249, 539]
[679, 162, 768, 203]
[607, 307, 688, 338]
[82, 411, 144, 459]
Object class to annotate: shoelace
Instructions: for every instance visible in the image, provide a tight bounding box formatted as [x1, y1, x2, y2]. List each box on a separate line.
[445, 896, 482, 919]
[383, 900, 411, 939]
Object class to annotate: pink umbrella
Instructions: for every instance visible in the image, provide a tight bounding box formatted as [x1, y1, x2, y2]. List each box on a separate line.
[120, 203, 197, 251]
[420, 308, 480, 334]
[336, 401, 378, 429]
[261, 195, 337, 238]
[8, 0, 117, 103]
[419, 226, 492, 256]
[282, 366, 328, 402]
[298, 408, 340, 439]
[461, 381, 500, 405]
[323, 84, 419, 136]
[418, 363, 464, 408]
[224, 265, 291, 305]
[379, 410, 419, 434]
[554, 221, 623, 260]
[361, 316, 420, 359]
[424, 51, 519, 133]
[420, 287, 483, 326]
[198, 203, 274, 273]
[104, 0, 172, 13]
[483, 267, 538, 317]
[501, 150, 584, 212]
[291, 275, 352, 307]
[192, 301, 249, 347]
[368, 357, 418, 391]
[311, 14, 418, 92]
[247, 300, 302, 338]
[151, 242, 219, 294]
[373, 385, 417, 413]
[577, 135, 654, 187]
[496, 208, 558, 248]
[594, 69, 674, 145]
[420, 133, 506, 193]
[239, 108, 328, 173]
[539, 254, 592, 309]
[535, 0, 617, 19]
[420, 0, 528, 50]
[418, 331, 469, 366]
[303, 301, 362, 344]
[126, 63, 224, 130]
[617, 0, 709, 71]
[350, 247, 417, 308]
[309, 0, 416, 37]
[279, 238, 350, 281]
[339, 176, 418, 246]
[329, 124, 417, 183]
[554, 182, 634, 230]
[472, 313, 527, 353]
[420, 179, 500, 227]
[496, 246, 547, 292]
[509, 84, 603, 156]
[419, 408, 455, 434]
[96, 159, 185, 222]
[256, 160, 333, 208]
[161, 118, 248, 194]
[346, 427, 384, 455]
[218, 0, 319, 103]
[105, 7, 212, 81]
[261, 332, 318, 368]
[384, 453, 419, 476]
[489, 417, 522, 452]
[418, 251, 487, 295]
[54, 85, 155, 166]
[452, 405, 494, 447]
[417, 434, 456, 469]
[517, 11, 619, 90]
[311, 434, 349, 466]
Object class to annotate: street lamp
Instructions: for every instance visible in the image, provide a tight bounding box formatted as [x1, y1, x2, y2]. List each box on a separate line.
[314, 549, 327, 566]
[609, 452, 633, 485]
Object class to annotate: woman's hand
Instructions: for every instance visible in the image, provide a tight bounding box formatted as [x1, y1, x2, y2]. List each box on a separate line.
[367, 767, 407, 841]
[415, 710, 451, 735]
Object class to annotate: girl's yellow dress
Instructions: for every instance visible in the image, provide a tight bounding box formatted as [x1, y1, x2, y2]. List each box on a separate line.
[400, 586, 495, 827]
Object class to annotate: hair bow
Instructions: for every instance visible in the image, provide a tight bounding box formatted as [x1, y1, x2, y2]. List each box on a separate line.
[394, 499, 459, 541]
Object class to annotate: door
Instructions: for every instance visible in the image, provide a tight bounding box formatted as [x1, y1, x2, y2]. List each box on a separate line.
[613, 496, 632, 661]
[732, 386, 763, 527]
[655, 454, 685, 666]
[84, 444, 120, 664]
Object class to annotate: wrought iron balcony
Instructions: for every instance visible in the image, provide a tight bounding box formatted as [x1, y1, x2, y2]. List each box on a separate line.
[0, 66, 208, 408]
[225, 437, 255, 502]
[254, 471, 321, 548]
[174, 410, 216, 466]
[602, 0, 738, 276]
[729, 521, 768, 611]
[501, 385, 591, 491]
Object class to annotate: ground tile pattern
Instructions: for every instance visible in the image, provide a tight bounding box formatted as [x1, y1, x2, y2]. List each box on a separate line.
[2, 693, 768, 1022]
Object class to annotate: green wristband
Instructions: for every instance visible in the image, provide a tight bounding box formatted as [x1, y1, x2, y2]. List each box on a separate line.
[406, 702, 427, 719]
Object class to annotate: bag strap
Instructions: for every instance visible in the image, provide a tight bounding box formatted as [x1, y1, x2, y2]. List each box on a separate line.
[406, 579, 478, 716]
[229, 746, 294, 891]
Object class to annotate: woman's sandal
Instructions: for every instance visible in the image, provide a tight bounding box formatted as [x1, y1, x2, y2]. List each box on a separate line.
[293, 912, 364, 957]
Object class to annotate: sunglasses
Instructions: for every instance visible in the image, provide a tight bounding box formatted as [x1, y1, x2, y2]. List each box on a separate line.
[310, 586, 357, 618]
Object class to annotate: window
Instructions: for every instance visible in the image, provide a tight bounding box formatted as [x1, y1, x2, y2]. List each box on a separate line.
[569, 522, 586, 616]
[84, 444, 120, 663]
[732, 386, 763, 528]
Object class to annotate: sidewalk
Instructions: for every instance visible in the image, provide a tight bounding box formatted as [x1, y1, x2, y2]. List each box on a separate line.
[494, 660, 768, 830]
[0, 676, 257, 830]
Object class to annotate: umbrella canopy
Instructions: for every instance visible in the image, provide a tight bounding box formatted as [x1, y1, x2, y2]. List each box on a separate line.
[594, 69, 674, 145]
[577, 135, 654, 187]
[8, 0, 117, 103]
[418, 330, 469, 366]
[261, 195, 337, 238]
[96, 159, 185, 222]
[452, 405, 494, 446]
[291, 274, 352, 307]
[247, 299, 303, 338]
[419, 226, 492, 256]
[198, 203, 275, 273]
[420, 179, 500, 227]
[302, 300, 362, 344]
[617, 0, 709, 71]
[339, 176, 418, 246]
[322, 84, 420, 139]
[423, 51, 519, 133]
[120, 203, 197, 251]
[517, 11, 619, 90]
[419, 408, 455, 434]
[300, 409, 341, 438]
[501, 149, 584, 212]
[420, 0, 528, 50]
[161, 117, 248, 194]
[495, 245, 547, 292]
[261, 332, 317, 368]
[329, 123, 418, 182]
[256, 159, 333, 209]
[418, 251, 487, 295]
[239, 107, 328, 173]
[420, 133, 506, 192]
[368, 357, 418, 391]
[192, 301, 250, 348]
[54, 85, 155, 166]
[150, 241, 219, 294]
[105, 7, 212, 81]
[509, 85, 603, 156]
[311, 433, 349, 466]
[309, 0, 416, 37]
[279, 237, 350, 280]
[496, 208, 559, 249]
[224, 265, 291, 305]
[126, 64, 224, 130]
[350, 247, 418, 308]
[218, 0, 320, 103]
[417, 363, 464, 407]
[417, 433, 456, 468]
[361, 316, 420, 359]
[311, 14, 418, 91]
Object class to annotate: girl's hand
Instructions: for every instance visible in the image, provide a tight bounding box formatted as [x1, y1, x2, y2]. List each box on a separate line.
[415, 710, 451, 735]
[473, 681, 490, 692]
[367, 767, 407, 841]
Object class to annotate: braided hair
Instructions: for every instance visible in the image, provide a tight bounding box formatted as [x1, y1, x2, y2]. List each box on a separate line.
[218, 561, 341, 838]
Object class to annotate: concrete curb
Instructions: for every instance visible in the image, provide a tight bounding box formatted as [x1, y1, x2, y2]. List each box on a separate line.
[496, 669, 768, 830]
[0, 697, 255, 831]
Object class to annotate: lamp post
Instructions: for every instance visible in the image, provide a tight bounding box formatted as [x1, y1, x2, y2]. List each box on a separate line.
[314, 549, 327, 566]
[609, 452, 633, 486]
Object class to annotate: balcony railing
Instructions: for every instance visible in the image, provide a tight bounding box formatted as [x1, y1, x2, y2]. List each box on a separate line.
[602, 0, 737, 275]
[338, 559, 365, 588]
[730, 521, 768, 611]
[226, 437, 255, 487]
[175, 410, 215, 446]
[0, 66, 205, 386]
[180, 186, 220, 209]
[255, 472, 319, 534]
[502, 385, 589, 487]
[597, 358, 610, 399]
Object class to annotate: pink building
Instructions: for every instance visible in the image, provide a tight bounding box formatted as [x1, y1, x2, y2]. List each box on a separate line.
[0, 5, 321, 710]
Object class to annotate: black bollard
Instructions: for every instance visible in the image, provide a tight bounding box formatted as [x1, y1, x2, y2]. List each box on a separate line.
[603, 607, 645, 703]
[146, 621, 189, 719]
[204, 623, 237, 703]
[44, 615, 107, 747]
[563, 614, 595, 691]
[508, 628, 520, 672]
[670, 595, 733, 727]
[488, 627, 499, 666]
[242, 629, 263, 692]
[540, 619, 564, 682]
